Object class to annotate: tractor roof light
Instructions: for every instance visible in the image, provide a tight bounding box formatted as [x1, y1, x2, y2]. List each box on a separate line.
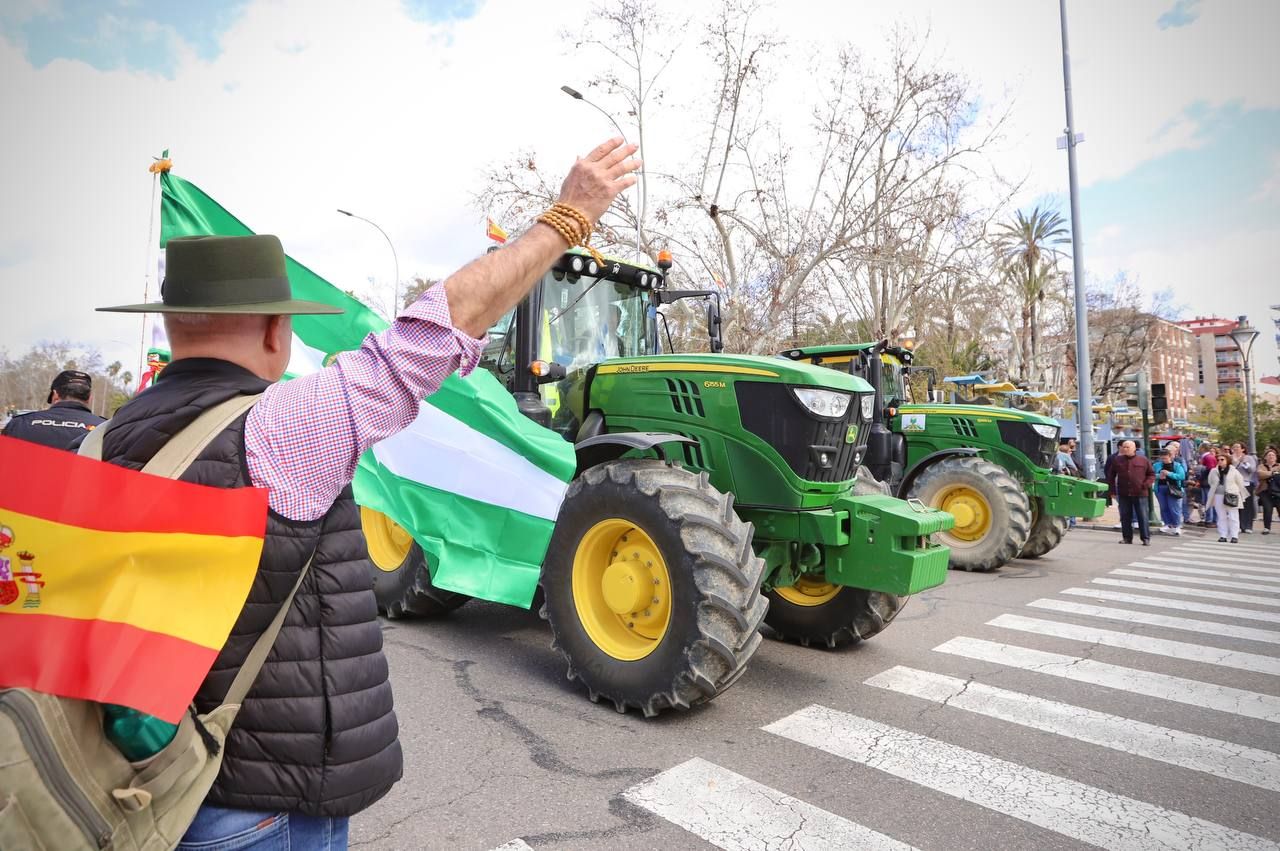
[657, 249, 673, 270]
[571, 256, 585, 273]
[530, 360, 553, 377]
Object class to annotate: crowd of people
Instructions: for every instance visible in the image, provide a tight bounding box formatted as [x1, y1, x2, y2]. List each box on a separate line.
[1102, 437, 1278, 546]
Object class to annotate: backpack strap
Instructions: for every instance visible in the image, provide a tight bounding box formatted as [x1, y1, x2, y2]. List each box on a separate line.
[77, 392, 263, 475]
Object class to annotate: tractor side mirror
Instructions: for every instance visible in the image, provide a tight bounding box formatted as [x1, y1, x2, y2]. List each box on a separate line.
[706, 301, 724, 353]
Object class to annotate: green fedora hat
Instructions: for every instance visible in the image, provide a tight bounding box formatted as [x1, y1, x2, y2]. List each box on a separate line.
[98, 234, 343, 315]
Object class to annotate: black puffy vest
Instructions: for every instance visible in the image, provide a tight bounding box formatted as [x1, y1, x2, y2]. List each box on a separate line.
[101, 358, 402, 817]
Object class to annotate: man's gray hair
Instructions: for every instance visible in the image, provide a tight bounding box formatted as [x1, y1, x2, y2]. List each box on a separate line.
[164, 313, 267, 335]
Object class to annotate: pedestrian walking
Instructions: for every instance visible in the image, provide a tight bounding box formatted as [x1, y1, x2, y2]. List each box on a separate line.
[0, 370, 106, 450]
[1205, 453, 1246, 543]
[1053, 438, 1080, 528]
[1199, 443, 1218, 526]
[1107, 439, 1155, 546]
[1153, 447, 1186, 535]
[1258, 447, 1279, 534]
[1231, 442, 1258, 533]
[88, 137, 639, 849]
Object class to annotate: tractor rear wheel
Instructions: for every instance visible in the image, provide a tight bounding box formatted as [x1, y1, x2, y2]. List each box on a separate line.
[763, 467, 906, 647]
[908, 456, 1031, 572]
[361, 507, 470, 618]
[540, 459, 767, 717]
[1019, 499, 1068, 559]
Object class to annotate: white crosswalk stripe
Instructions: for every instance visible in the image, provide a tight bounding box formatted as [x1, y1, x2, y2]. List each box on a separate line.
[1112, 567, 1280, 594]
[988, 613, 1280, 674]
[1159, 551, 1280, 569]
[1128, 560, 1280, 584]
[764, 706, 1279, 851]
[1145, 554, 1280, 577]
[1062, 586, 1280, 623]
[934, 636, 1280, 722]
[1093, 576, 1280, 607]
[622, 757, 918, 851]
[1027, 598, 1280, 644]
[863, 666, 1280, 792]
[1177, 541, 1280, 558]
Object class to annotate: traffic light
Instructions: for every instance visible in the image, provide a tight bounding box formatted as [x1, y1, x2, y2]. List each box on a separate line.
[1120, 371, 1149, 413]
[1150, 382, 1168, 424]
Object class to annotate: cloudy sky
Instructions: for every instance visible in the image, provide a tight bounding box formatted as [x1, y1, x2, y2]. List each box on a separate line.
[1, 0, 1276, 380]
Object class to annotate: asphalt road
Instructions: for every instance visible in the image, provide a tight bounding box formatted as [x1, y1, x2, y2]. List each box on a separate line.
[350, 526, 1280, 851]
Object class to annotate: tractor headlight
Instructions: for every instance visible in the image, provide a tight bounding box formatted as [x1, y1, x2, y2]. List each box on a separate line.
[1031, 423, 1059, 440]
[792, 388, 852, 419]
[860, 394, 875, 421]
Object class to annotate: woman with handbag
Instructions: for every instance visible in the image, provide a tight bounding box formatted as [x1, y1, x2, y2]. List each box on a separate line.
[1258, 447, 1279, 534]
[1205, 453, 1246, 543]
[1153, 447, 1186, 535]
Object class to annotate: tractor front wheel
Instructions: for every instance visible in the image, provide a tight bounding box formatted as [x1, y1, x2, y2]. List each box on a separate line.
[1019, 499, 1068, 559]
[765, 582, 904, 648]
[540, 459, 767, 717]
[763, 467, 905, 647]
[361, 507, 470, 618]
[908, 456, 1032, 572]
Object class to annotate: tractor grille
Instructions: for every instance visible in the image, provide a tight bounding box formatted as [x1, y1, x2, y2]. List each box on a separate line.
[664, 378, 706, 418]
[734, 382, 867, 483]
[950, 417, 979, 438]
[997, 420, 1057, 469]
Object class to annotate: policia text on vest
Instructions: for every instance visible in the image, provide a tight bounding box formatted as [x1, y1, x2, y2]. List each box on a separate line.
[2, 400, 106, 451]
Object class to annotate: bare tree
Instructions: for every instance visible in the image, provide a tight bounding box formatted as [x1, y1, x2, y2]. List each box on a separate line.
[477, 4, 1012, 355]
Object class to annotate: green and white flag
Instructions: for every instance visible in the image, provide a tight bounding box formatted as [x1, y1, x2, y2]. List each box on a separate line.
[159, 170, 574, 607]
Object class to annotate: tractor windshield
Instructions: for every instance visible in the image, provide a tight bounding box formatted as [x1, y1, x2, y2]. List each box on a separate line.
[543, 275, 652, 370]
[881, 357, 908, 404]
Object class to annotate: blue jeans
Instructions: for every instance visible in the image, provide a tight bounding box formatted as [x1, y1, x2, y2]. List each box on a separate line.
[1156, 486, 1182, 528]
[178, 804, 349, 850]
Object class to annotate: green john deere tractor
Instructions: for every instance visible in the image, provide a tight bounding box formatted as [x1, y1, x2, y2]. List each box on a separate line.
[362, 250, 954, 716]
[781, 343, 1105, 572]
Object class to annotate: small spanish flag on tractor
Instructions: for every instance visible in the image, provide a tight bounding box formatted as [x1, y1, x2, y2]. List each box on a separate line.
[0, 437, 266, 723]
[486, 216, 508, 244]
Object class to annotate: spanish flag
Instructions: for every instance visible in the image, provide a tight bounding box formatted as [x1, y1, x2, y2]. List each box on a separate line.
[0, 437, 267, 723]
[486, 217, 508, 244]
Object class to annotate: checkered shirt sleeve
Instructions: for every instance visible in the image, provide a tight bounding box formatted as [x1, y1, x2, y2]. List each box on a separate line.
[245, 284, 484, 521]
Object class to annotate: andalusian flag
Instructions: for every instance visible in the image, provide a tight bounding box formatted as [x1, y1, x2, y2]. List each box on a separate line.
[160, 170, 574, 607]
[486, 217, 508, 244]
[0, 438, 265, 723]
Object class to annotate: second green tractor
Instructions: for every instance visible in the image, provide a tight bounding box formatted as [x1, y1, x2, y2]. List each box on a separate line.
[781, 343, 1105, 572]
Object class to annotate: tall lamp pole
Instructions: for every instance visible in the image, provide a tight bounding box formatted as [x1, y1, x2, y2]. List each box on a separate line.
[337, 209, 400, 315]
[1058, 0, 1096, 478]
[561, 85, 643, 262]
[1229, 315, 1260, 455]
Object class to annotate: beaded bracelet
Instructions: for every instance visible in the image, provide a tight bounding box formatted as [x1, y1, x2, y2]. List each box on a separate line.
[536, 203, 605, 266]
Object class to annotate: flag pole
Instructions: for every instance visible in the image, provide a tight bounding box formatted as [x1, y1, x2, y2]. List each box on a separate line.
[138, 150, 170, 384]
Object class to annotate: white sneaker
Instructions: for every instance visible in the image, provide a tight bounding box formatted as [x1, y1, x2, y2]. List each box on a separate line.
[1173, 527, 1182, 536]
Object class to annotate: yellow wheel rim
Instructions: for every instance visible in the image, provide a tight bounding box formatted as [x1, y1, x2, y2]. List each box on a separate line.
[361, 507, 415, 572]
[935, 485, 992, 544]
[571, 519, 672, 661]
[775, 575, 841, 607]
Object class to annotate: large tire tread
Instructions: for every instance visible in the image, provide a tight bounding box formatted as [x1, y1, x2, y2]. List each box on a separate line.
[1019, 502, 1068, 559]
[909, 456, 1032, 573]
[374, 543, 470, 619]
[540, 460, 767, 717]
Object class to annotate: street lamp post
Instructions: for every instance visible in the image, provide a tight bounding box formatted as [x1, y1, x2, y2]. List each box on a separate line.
[561, 85, 643, 262]
[1229, 315, 1260, 455]
[1057, 0, 1096, 479]
[337, 209, 400, 315]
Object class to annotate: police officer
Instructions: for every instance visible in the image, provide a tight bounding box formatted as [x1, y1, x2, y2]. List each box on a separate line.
[1, 370, 106, 450]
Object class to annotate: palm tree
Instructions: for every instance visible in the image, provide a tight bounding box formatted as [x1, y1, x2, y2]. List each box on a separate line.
[995, 206, 1070, 385]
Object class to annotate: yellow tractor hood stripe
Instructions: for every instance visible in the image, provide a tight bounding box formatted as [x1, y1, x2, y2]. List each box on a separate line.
[597, 362, 778, 377]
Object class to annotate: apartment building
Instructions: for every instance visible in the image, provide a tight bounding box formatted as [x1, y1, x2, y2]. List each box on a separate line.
[1147, 318, 1195, 421]
[1177, 316, 1244, 400]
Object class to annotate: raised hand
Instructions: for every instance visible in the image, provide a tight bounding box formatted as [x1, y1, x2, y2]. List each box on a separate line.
[556, 138, 641, 225]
